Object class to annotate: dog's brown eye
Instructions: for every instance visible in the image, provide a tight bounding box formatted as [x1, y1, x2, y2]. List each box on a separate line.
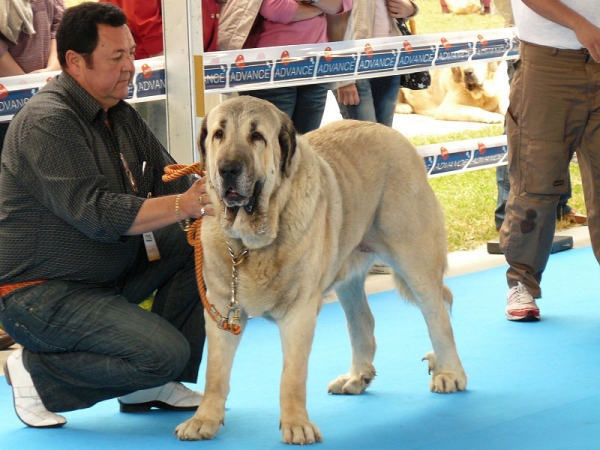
[214, 130, 224, 140]
[251, 131, 264, 143]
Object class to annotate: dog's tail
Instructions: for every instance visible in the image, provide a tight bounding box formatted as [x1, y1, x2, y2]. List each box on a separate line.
[443, 284, 454, 310]
[393, 275, 454, 311]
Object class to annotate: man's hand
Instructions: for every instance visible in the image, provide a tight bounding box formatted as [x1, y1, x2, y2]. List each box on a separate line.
[575, 21, 600, 63]
[337, 84, 360, 106]
[126, 175, 215, 236]
[184, 176, 216, 219]
[387, 0, 416, 19]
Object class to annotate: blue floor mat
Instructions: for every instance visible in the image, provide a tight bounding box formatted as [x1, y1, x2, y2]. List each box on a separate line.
[2, 246, 599, 449]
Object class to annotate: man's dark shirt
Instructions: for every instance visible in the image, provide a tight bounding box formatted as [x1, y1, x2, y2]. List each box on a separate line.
[0, 72, 190, 285]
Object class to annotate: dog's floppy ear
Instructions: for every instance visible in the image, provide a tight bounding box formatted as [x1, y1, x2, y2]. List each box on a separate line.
[278, 111, 296, 177]
[197, 113, 209, 169]
[451, 66, 463, 84]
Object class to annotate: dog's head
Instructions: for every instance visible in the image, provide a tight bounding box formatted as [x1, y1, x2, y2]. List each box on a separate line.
[451, 61, 500, 99]
[198, 96, 297, 248]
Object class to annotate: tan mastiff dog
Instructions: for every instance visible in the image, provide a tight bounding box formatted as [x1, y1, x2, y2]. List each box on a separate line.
[397, 61, 509, 124]
[174, 96, 467, 444]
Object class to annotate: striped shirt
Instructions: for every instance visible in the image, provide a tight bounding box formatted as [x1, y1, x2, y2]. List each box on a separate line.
[0, 0, 65, 73]
[0, 72, 190, 285]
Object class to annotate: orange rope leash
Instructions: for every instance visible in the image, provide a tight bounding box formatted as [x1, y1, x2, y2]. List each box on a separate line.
[162, 164, 241, 335]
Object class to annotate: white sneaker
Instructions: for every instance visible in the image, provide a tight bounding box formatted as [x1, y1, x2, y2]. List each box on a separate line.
[4, 348, 67, 428]
[506, 281, 540, 321]
[118, 381, 203, 412]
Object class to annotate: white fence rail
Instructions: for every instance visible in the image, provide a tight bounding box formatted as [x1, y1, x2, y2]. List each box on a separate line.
[0, 28, 515, 175]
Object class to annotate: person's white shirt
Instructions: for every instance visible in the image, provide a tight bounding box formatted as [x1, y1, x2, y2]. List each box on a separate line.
[372, 0, 394, 38]
[511, 0, 600, 49]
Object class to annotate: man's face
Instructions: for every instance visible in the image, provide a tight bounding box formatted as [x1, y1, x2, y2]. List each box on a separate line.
[71, 24, 136, 111]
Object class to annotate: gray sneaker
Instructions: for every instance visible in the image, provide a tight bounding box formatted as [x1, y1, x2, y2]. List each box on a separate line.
[506, 281, 540, 321]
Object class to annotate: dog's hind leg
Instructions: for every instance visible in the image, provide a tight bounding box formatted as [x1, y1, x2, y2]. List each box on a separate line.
[327, 274, 377, 395]
[394, 268, 467, 393]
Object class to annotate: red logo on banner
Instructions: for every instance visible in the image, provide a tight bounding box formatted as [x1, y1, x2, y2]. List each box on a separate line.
[478, 142, 487, 155]
[0, 84, 7, 99]
[235, 54, 245, 70]
[281, 50, 291, 66]
[441, 37, 451, 50]
[46, 77, 53, 83]
[440, 147, 449, 160]
[365, 43, 374, 57]
[477, 34, 488, 46]
[142, 64, 152, 79]
[324, 46, 333, 62]
[403, 40, 413, 54]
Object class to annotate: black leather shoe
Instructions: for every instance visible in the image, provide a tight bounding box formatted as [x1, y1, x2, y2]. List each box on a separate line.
[0, 330, 15, 350]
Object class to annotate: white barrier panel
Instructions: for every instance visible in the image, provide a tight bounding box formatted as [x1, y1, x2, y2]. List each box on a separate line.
[0, 27, 517, 121]
[0, 57, 166, 122]
[204, 27, 518, 93]
[0, 28, 513, 175]
[419, 134, 507, 178]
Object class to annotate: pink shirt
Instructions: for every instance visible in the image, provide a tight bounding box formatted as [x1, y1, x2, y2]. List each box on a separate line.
[256, 0, 352, 48]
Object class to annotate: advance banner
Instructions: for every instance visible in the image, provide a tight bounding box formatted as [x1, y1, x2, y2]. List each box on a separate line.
[0, 27, 517, 122]
[420, 134, 508, 178]
[203, 27, 517, 93]
[0, 59, 166, 122]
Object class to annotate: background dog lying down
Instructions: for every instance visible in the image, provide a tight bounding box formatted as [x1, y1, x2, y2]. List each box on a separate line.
[444, 0, 484, 15]
[396, 61, 510, 124]
[174, 97, 467, 444]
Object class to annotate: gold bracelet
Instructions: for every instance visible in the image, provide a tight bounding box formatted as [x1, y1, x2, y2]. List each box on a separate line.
[175, 194, 191, 231]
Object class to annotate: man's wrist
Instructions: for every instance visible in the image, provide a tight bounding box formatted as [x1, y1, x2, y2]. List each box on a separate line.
[404, 0, 419, 20]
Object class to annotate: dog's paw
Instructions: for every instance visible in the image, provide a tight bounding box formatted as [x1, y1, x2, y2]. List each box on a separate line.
[327, 367, 376, 395]
[281, 419, 323, 445]
[422, 351, 467, 393]
[483, 112, 505, 124]
[395, 103, 414, 115]
[174, 416, 222, 441]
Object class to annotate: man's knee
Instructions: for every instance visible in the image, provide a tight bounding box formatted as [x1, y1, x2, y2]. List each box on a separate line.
[138, 327, 191, 382]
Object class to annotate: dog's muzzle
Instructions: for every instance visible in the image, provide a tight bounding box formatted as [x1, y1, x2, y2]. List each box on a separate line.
[222, 186, 261, 214]
[217, 160, 263, 214]
[463, 69, 482, 92]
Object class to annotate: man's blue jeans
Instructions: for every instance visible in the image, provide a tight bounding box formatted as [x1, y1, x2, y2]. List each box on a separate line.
[0, 223, 204, 412]
[242, 83, 330, 134]
[334, 75, 401, 127]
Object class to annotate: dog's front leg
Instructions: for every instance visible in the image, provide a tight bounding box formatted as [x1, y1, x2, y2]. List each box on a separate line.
[174, 309, 245, 441]
[277, 303, 323, 445]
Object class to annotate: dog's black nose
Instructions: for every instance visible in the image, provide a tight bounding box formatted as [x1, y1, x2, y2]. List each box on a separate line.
[219, 161, 243, 182]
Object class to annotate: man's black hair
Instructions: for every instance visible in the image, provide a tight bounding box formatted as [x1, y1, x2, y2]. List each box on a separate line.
[57, 2, 127, 68]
